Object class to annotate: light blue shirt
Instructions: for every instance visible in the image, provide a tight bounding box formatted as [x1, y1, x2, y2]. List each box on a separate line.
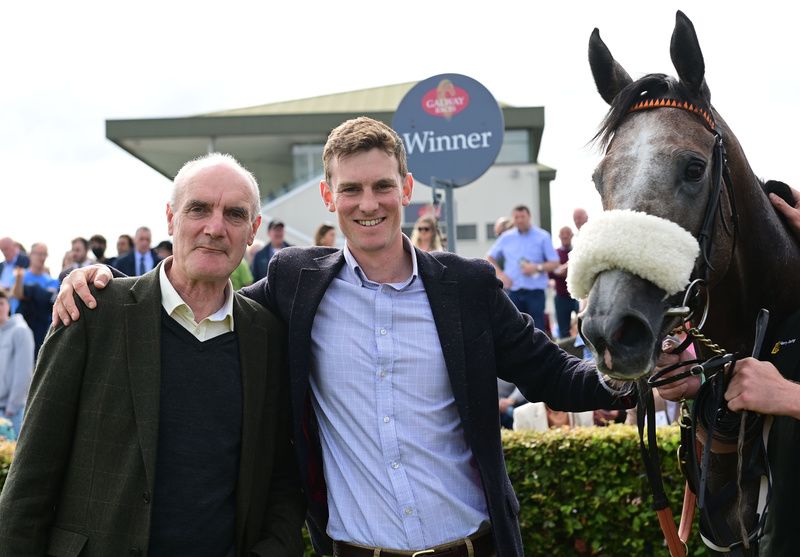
[310, 238, 488, 548]
[488, 226, 559, 291]
[23, 270, 59, 291]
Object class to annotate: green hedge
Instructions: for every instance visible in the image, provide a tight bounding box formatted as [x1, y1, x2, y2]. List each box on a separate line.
[0, 440, 14, 493]
[3, 427, 707, 556]
[504, 425, 705, 556]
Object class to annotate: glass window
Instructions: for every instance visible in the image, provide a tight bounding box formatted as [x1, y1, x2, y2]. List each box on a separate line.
[292, 144, 324, 182]
[494, 129, 530, 164]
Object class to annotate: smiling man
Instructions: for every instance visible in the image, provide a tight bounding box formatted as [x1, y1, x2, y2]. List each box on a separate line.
[0, 154, 305, 556]
[52, 118, 633, 557]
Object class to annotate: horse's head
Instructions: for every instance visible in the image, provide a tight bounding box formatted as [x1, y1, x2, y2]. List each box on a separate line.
[578, 11, 736, 380]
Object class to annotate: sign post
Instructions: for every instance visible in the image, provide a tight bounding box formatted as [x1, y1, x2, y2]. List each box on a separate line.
[392, 74, 504, 252]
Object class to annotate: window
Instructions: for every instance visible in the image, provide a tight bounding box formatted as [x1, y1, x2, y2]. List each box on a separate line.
[494, 129, 530, 164]
[292, 144, 324, 182]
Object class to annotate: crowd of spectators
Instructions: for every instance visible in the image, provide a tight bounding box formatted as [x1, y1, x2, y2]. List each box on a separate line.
[0, 206, 644, 442]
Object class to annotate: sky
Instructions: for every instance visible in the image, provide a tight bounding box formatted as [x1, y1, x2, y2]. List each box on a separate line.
[2, 1, 797, 270]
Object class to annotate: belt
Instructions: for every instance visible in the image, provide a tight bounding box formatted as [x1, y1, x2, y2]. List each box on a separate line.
[333, 529, 494, 557]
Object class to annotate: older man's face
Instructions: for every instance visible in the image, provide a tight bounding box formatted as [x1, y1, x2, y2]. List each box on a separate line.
[167, 162, 260, 285]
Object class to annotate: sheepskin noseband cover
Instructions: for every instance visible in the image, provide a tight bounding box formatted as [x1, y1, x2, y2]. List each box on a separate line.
[567, 210, 700, 300]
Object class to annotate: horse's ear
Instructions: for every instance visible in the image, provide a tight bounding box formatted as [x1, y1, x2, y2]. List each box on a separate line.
[670, 11, 711, 100]
[589, 28, 633, 105]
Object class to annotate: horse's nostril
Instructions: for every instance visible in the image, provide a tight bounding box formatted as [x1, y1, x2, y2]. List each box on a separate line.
[611, 315, 649, 349]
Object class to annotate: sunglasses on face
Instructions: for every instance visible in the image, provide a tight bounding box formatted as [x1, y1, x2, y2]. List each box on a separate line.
[417, 227, 431, 232]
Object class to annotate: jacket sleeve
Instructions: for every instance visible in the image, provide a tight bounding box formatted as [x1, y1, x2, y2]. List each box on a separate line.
[0, 298, 87, 556]
[5, 325, 34, 415]
[488, 271, 635, 411]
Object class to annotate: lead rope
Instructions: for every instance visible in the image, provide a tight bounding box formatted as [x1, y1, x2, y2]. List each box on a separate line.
[735, 309, 770, 550]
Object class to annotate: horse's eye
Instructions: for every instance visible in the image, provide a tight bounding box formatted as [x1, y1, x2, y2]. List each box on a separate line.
[685, 160, 706, 182]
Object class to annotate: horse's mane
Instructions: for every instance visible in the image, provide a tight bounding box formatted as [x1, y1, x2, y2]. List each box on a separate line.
[593, 74, 712, 150]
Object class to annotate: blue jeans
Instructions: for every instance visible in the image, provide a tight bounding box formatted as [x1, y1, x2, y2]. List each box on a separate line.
[509, 289, 546, 333]
[554, 295, 580, 339]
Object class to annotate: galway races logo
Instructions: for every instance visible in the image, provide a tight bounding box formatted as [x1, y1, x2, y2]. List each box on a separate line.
[421, 79, 470, 120]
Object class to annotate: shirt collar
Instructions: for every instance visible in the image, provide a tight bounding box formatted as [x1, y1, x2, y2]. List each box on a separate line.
[342, 235, 419, 289]
[159, 258, 235, 328]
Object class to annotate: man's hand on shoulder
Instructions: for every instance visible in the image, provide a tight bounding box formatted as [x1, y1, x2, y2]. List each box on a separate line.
[52, 264, 113, 327]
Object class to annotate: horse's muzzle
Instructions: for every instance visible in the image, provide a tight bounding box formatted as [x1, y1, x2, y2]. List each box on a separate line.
[580, 269, 668, 380]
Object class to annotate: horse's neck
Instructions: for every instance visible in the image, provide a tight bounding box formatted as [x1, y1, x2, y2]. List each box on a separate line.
[707, 125, 800, 354]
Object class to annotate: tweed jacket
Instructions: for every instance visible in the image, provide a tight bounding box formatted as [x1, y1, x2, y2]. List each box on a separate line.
[0, 267, 305, 557]
[241, 246, 633, 557]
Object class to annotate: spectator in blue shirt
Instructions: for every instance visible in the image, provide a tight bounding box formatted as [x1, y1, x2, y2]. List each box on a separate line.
[487, 205, 560, 333]
[12, 243, 59, 356]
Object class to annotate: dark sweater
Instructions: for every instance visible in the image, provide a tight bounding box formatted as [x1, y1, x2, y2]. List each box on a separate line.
[148, 311, 242, 557]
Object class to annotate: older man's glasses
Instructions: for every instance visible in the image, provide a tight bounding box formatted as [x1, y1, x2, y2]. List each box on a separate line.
[416, 226, 431, 232]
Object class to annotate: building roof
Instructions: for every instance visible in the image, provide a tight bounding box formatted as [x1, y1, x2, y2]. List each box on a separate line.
[106, 81, 540, 198]
[204, 81, 512, 117]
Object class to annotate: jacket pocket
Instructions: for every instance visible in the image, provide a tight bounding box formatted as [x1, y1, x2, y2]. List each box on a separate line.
[46, 526, 88, 557]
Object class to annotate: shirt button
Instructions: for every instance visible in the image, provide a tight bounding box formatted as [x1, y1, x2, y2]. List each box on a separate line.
[142, 491, 151, 503]
[383, 416, 391, 423]
[403, 507, 413, 516]
[391, 461, 400, 469]
[378, 369, 386, 378]
[379, 328, 387, 335]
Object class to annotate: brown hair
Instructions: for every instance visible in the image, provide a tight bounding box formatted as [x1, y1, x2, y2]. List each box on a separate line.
[323, 117, 408, 184]
[314, 223, 336, 246]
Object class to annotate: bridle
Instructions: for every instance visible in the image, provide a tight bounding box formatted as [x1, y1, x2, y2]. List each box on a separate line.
[627, 97, 738, 286]
[619, 98, 770, 556]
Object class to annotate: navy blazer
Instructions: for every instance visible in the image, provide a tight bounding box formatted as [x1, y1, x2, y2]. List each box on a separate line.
[113, 249, 162, 277]
[241, 246, 633, 557]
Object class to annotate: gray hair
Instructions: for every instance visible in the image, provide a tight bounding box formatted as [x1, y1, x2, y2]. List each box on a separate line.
[172, 153, 261, 222]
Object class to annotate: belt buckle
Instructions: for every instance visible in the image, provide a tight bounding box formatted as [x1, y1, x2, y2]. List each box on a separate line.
[411, 551, 434, 557]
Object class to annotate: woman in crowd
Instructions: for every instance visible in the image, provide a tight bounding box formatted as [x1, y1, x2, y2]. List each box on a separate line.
[410, 215, 443, 252]
[314, 223, 337, 247]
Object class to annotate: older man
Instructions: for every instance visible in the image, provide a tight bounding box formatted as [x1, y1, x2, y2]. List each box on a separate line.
[0, 154, 305, 556]
[54, 118, 632, 557]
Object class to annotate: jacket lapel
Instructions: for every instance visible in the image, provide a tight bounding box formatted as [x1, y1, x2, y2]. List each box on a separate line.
[233, 294, 269, 545]
[418, 251, 471, 427]
[125, 268, 163, 490]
